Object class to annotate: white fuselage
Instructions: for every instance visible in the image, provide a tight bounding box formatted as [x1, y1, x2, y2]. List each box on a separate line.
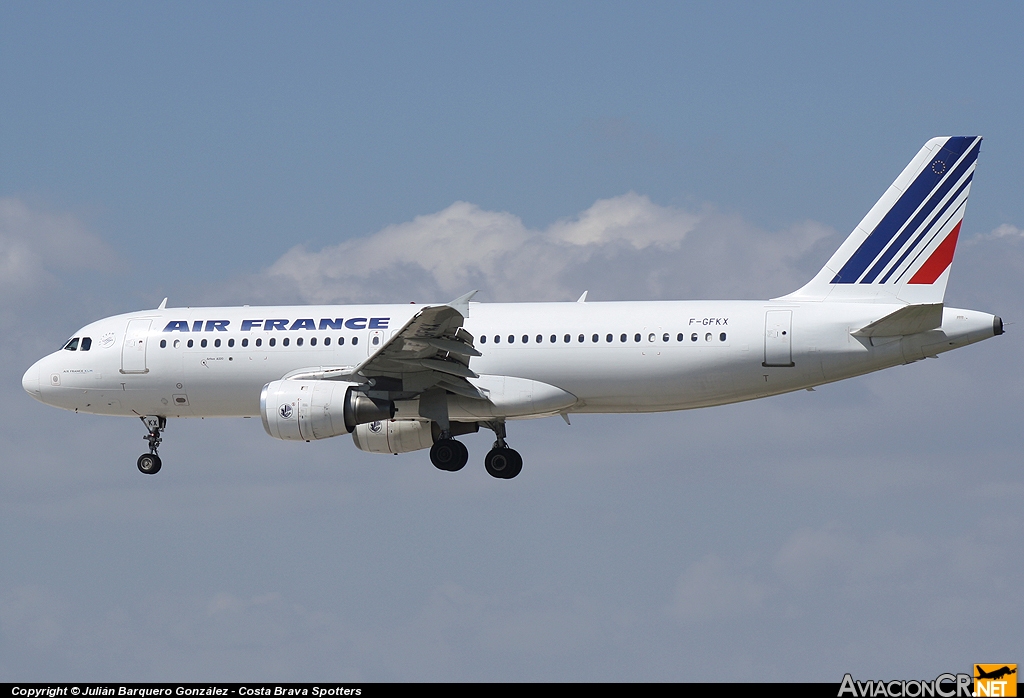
[22, 300, 999, 421]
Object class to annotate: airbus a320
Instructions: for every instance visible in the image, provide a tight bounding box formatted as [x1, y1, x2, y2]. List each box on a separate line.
[23, 136, 1002, 479]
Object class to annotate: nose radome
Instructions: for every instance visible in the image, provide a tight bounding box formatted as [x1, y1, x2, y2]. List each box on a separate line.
[22, 362, 41, 398]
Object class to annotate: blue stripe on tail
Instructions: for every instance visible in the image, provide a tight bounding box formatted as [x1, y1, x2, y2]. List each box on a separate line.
[831, 137, 976, 284]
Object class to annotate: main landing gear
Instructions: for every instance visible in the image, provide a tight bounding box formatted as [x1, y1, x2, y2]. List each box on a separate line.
[483, 421, 522, 479]
[430, 436, 469, 472]
[429, 421, 523, 479]
[137, 415, 166, 475]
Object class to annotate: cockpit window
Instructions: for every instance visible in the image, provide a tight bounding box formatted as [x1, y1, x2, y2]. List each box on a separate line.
[63, 338, 79, 351]
[80, 337, 92, 351]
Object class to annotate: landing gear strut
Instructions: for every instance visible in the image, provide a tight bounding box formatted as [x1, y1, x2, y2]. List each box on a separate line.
[483, 421, 522, 479]
[137, 415, 165, 475]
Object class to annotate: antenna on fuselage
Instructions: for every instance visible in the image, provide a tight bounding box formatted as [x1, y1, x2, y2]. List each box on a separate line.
[157, 298, 168, 310]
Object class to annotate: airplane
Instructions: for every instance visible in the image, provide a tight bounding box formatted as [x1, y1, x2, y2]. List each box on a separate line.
[22, 136, 1003, 479]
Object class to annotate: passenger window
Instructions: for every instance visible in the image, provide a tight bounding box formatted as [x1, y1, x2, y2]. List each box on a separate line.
[578, 334, 584, 343]
[634, 333, 641, 342]
[372, 336, 379, 345]
[81, 337, 92, 351]
[536, 335, 542, 343]
[691, 333, 698, 342]
[338, 337, 345, 345]
[297, 337, 304, 347]
[522, 335, 529, 344]
[310, 337, 317, 346]
[705, 333, 712, 342]
[269, 338, 276, 347]
[662, 333, 669, 342]
[63, 338, 79, 351]
[563, 334, 570, 343]
[241, 338, 248, 347]
[620, 334, 627, 342]
[173, 339, 180, 348]
[720, 332, 727, 341]
[648, 333, 655, 342]
[494, 335, 500, 344]
[160, 339, 167, 349]
[283, 338, 290, 347]
[187, 339, 194, 348]
[256, 338, 262, 347]
[228, 338, 235, 348]
[215, 338, 221, 348]
[480, 335, 487, 344]
[508, 335, 515, 344]
[352, 337, 358, 345]
[201, 339, 208, 348]
[677, 333, 684, 342]
[606, 334, 612, 342]
[550, 334, 556, 343]
[324, 337, 330, 346]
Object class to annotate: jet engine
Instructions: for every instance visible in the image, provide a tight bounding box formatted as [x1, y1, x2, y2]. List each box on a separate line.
[352, 420, 480, 454]
[261, 380, 394, 441]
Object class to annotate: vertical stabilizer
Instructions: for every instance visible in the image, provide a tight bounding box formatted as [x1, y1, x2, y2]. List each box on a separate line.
[779, 136, 981, 304]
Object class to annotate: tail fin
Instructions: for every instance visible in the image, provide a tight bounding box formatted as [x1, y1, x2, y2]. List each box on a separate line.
[780, 136, 981, 304]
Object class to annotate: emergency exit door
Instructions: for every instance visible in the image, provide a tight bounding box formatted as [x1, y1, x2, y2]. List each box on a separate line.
[763, 310, 794, 367]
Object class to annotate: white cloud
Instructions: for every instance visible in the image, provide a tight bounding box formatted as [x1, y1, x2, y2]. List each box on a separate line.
[772, 526, 928, 592]
[987, 223, 1024, 239]
[0, 586, 64, 651]
[668, 555, 768, 620]
[222, 193, 836, 306]
[0, 197, 112, 295]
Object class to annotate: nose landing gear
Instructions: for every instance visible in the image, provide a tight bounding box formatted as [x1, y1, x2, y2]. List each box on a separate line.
[137, 415, 166, 475]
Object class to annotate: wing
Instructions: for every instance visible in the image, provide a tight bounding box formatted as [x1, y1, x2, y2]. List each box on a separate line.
[284, 290, 487, 400]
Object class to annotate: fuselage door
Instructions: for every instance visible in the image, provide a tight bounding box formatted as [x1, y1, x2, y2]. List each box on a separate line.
[763, 310, 794, 367]
[121, 319, 152, 374]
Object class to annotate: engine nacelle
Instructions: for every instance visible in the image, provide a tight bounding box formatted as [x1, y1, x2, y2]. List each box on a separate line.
[352, 420, 435, 454]
[352, 420, 480, 455]
[261, 380, 395, 441]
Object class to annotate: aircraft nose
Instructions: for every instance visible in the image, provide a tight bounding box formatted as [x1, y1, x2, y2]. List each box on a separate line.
[22, 361, 41, 398]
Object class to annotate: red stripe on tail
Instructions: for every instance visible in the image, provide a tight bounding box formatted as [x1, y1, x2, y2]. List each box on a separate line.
[909, 221, 962, 285]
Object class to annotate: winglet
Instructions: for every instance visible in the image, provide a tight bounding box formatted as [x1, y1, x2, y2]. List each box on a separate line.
[577, 291, 588, 303]
[447, 290, 478, 319]
[157, 297, 168, 310]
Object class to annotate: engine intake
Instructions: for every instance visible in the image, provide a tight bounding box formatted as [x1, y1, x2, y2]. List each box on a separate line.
[261, 380, 395, 441]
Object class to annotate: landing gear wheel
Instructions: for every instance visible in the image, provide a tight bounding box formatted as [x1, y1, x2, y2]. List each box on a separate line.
[431, 439, 469, 472]
[485, 447, 522, 479]
[137, 453, 162, 475]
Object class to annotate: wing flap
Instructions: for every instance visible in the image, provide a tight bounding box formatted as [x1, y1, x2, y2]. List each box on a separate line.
[344, 293, 483, 394]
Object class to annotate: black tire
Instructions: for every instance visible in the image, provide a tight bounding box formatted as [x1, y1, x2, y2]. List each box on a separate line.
[504, 449, 523, 479]
[137, 453, 162, 475]
[485, 447, 522, 479]
[430, 439, 468, 472]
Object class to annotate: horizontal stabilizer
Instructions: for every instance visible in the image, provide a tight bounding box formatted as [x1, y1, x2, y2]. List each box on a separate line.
[852, 303, 943, 337]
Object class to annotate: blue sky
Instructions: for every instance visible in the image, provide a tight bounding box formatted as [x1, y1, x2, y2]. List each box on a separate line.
[1, 1, 1022, 681]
